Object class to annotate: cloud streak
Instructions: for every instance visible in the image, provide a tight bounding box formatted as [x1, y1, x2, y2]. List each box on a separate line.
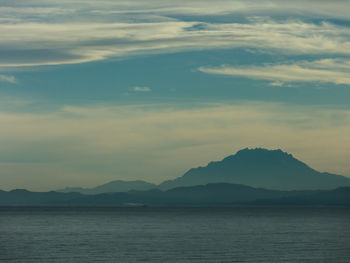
[1, 1, 350, 67]
[130, 86, 151, 92]
[0, 74, 17, 83]
[199, 59, 350, 85]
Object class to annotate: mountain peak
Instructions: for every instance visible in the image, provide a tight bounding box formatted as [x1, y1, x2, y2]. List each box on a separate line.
[232, 147, 293, 159]
[236, 147, 286, 154]
[159, 148, 350, 190]
[219, 148, 299, 168]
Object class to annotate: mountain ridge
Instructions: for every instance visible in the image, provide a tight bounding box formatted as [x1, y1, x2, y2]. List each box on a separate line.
[159, 148, 350, 190]
[54, 148, 350, 194]
[1, 183, 350, 207]
[57, 180, 157, 194]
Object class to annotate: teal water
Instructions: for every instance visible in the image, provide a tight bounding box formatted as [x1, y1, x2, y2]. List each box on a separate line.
[0, 207, 349, 262]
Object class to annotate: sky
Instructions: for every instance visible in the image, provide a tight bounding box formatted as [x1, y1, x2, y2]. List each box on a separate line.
[1, 0, 350, 191]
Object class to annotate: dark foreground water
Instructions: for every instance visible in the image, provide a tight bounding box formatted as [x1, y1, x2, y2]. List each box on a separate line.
[0, 207, 350, 262]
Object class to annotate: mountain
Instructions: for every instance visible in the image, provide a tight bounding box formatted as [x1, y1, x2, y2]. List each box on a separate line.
[0, 189, 82, 206]
[1, 183, 350, 206]
[159, 148, 350, 190]
[57, 180, 157, 194]
[57, 148, 350, 193]
[251, 187, 350, 206]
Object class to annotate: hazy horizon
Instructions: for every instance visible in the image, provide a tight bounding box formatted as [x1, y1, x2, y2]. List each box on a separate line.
[1, 0, 350, 191]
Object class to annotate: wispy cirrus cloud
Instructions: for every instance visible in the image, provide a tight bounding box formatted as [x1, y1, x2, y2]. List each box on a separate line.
[1, 20, 350, 67]
[3, 1, 350, 19]
[130, 86, 152, 92]
[0, 74, 17, 84]
[1, 1, 350, 67]
[199, 59, 350, 85]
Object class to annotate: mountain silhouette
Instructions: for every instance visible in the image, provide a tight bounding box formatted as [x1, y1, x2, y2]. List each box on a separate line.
[57, 180, 156, 194]
[159, 148, 350, 190]
[1, 183, 350, 206]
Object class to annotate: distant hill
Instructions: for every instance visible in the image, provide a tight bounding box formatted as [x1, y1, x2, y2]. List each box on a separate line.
[0, 189, 82, 206]
[57, 180, 157, 194]
[1, 183, 350, 206]
[159, 148, 350, 190]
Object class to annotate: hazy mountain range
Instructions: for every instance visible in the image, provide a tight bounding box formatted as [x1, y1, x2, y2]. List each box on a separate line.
[1, 148, 350, 206]
[58, 148, 350, 193]
[1, 184, 350, 206]
[57, 180, 156, 195]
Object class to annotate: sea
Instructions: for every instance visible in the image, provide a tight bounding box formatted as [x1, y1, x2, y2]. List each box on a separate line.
[0, 207, 349, 262]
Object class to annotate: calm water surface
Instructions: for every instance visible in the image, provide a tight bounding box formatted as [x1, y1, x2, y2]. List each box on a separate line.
[0, 207, 349, 262]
